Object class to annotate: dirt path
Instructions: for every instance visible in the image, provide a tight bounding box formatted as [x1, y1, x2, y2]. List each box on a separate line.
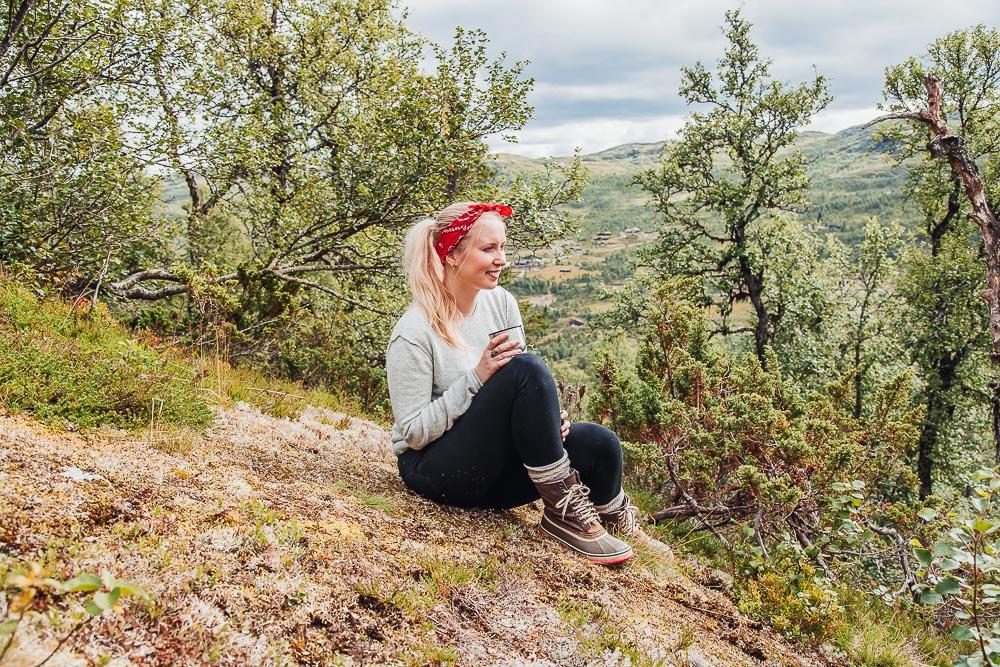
[0, 405, 841, 666]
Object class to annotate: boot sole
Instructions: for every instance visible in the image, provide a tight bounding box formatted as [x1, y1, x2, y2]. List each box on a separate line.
[538, 519, 634, 566]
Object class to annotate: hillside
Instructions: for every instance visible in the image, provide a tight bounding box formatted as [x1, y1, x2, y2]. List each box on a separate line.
[0, 403, 849, 666]
[489, 123, 917, 384]
[493, 123, 913, 245]
[157, 123, 912, 248]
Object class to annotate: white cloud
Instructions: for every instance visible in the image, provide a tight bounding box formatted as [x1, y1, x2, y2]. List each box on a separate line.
[806, 107, 883, 135]
[489, 114, 686, 157]
[403, 0, 1000, 155]
[533, 72, 678, 103]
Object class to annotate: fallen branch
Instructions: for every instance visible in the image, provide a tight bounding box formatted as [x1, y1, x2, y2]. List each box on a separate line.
[867, 521, 918, 601]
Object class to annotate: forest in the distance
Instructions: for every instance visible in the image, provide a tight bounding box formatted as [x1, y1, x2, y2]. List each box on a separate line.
[5, 0, 1000, 663]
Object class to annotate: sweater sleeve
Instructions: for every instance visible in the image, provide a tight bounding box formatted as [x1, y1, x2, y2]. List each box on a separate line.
[386, 335, 482, 451]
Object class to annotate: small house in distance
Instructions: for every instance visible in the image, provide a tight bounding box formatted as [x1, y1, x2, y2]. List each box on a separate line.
[513, 257, 542, 269]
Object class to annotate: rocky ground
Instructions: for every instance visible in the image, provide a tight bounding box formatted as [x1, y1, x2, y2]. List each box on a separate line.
[0, 404, 844, 666]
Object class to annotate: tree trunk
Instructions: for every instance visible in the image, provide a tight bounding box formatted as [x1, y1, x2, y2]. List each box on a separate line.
[853, 344, 863, 419]
[752, 293, 770, 368]
[992, 380, 1000, 464]
[0, 0, 32, 65]
[918, 353, 960, 498]
[738, 251, 771, 368]
[871, 74, 1000, 465]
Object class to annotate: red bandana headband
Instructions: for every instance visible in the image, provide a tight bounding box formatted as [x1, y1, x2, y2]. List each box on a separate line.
[434, 202, 513, 264]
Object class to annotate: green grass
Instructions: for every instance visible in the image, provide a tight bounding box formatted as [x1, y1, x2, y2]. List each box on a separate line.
[0, 279, 358, 432]
[189, 350, 361, 421]
[831, 588, 957, 667]
[0, 282, 212, 430]
[405, 640, 459, 667]
[355, 493, 397, 516]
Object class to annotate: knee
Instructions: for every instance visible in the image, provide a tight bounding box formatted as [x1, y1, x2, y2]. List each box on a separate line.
[503, 352, 553, 383]
[567, 422, 623, 462]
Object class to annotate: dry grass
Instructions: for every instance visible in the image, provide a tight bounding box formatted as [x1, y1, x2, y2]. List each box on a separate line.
[186, 351, 364, 422]
[2, 405, 838, 666]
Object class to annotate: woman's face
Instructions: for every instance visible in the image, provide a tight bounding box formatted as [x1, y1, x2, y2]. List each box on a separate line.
[450, 214, 507, 290]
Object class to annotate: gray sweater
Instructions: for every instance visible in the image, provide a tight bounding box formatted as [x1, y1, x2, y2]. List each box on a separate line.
[386, 286, 524, 455]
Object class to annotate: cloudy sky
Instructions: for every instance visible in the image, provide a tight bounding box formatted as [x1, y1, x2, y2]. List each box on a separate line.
[402, 0, 1000, 157]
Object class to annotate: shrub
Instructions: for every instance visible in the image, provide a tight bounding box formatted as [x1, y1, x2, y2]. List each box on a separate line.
[593, 278, 918, 551]
[737, 570, 843, 643]
[0, 282, 212, 429]
[914, 468, 1000, 666]
[595, 277, 924, 642]
[0, 560, 141, 663]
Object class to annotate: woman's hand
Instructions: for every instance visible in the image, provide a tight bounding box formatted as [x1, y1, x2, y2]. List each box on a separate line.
[560, 409, 570, 442]
[474, 333, 522, 384]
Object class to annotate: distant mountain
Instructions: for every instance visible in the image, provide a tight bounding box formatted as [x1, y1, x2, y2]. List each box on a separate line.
[493, 123, 915, 245]
[155, 123, 915, 249]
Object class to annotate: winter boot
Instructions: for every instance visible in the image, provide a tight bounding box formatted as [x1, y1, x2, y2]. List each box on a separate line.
[597, 492, 674, 558]
[535, 470, 633, 565]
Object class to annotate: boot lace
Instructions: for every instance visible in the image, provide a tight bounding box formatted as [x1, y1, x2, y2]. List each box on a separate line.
[602, 499, 639, 537]
[614, 502, 639, 537]
[555, 483, 600, 525]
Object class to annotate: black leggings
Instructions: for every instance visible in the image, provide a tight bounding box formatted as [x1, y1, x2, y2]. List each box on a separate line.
[396, 353, 623, 509]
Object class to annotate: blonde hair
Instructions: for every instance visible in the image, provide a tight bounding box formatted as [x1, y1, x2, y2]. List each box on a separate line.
[403, 202, 505, 348]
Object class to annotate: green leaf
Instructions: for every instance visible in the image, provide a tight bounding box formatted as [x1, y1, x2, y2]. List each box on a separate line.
[934, 540, 961, 559]
[92, 589, 120, 610]
[941, 558, 962, 571]
[952, 526, 972, 542]
[917, 508, 938, 521]
[0, 619, 18, 635]
[955, 655, 984, 667]
[914, 547, 932, 567]
[987, 647, 1000, 664]
[85, 599, 103, 616]
[974, 518, 994, 533]
[63, 573, 102, 592]
[934, 578, 960, 595]
[920, 590, 944, 605]
[111, 581, 141, 596]
[952, 624, 978, 641]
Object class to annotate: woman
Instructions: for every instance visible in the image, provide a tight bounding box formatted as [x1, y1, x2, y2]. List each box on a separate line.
[386, 201, 671, 565]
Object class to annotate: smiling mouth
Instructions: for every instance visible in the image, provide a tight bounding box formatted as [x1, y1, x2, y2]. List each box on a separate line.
[486, 269, 502, 278]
